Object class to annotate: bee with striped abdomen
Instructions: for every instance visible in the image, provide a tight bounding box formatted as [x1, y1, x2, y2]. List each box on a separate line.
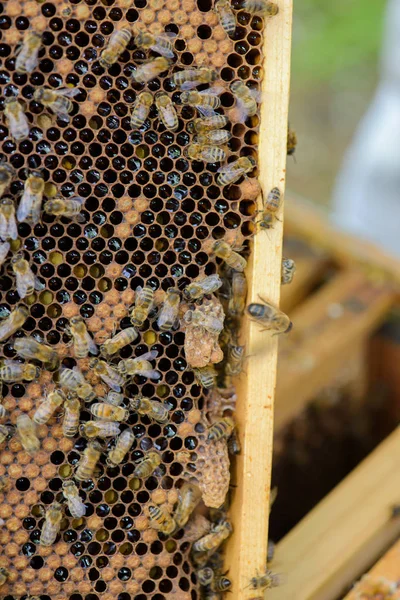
[60, 366, 96, 402]
[183, 274, 222, 301]
[0, 162, 15, 199]
[208, 416, 235, 441]
[34, 87, 79, 123]
[172, 67, 218, 91]
[118, 350, 160, 380]
[100, 26, 132, 68]
[130, 285, 154, 327]
[133, 450, 161, 478]
[243, 0, 279, 16]
[215, 0, 236, 36]
[131, 57, 171, 84]
[90, 402, 129, 422]
[247, 297, 292, 334]
[192, 519, 232, 553]
[67, 316, 98, 359]
[174, 482, 201, 528]
[212, 240, 247, 273]
[11, 253, 44, 299]
[15, 30, 42, 74]
[130, 395, 169, 423]
[0, 306, 29, 342]
[257, 186, 282, 231]
[226, 343, 245, 376]
[79, 420, 121, 439]
[40, 502, 63, 546]
[17, 169, 45, 225]
[134, 31, 177, 59]
[228, 272, 247, 317]
[107, 429, 135, 467]
[195, 130, 232, 146]
[44, 196, 85, 223]
[14, 336, 59, 370]
[16, 414, 40, 455]
[148, 503, 176, 535]
[3, 97, 30, 141]
[130, 91, 153, 130]
[193, 365, 217, 389]
[281, 257, 296, 285]
[0, 198, 17, 241]
[0, 360, 40, 382]
[33, 389, 65, 425]
[157, 288, 180, 331]
[287, 126, 297, 157]
[184, 308, 224, 336]
[62, 395, 80, 438]
[217, 156, 256, 186]
[230, 80, 260, 121]
[62, 480, 86, 518]
[75, 440, 102, 481]
[190, 115, 229, 133]
[155, 91, 179, 132]
[248, 570, 281, 591]
[101, 326, 138, 358]
[105, 390, 124, 406]
[90, 358, 125, 392]
[185, 143, 226, 163]
[180, 88, 222, 118]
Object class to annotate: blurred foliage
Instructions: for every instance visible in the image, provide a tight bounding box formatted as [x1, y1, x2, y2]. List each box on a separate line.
[292, 0, 386, 84]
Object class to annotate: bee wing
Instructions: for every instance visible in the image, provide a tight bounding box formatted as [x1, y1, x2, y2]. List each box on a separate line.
[100, 373, 122, 393]
[180, 80, 201, 91]
[0, 241, 10, 265]
[6, 213, 18, 240]
[86, 333, 99, 356]
[152, 43, 175, 59]
[34, 276, 46, 291]
[24, 48, 40, 74]
[16, 270, 33, 299]
[55, 111, 71, 124]
[160, 32, 178, 39]
[139, 368, 162, 380]
[234, 98, 252, 122]
[137, 350, 158, 361]
[17, 190, 33, 223]
[196, 105, 217, 118]
[198, 86, 224, 97]
[71, 366, 85, 383]
[56, 87, 80, 98]
[249, 87, 262, 103]
[70, 496, 86, 517]
[217, 164, 231, 174]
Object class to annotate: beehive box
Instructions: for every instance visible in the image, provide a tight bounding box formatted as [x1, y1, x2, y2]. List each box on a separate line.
[0, 0, 292, 598]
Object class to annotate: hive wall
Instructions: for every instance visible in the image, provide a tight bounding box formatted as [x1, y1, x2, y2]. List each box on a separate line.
[0, 0, 265, 597]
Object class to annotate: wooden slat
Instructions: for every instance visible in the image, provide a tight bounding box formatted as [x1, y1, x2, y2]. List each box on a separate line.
[284, 194, 400, 285]
[267, 427, 400, 600]
[275, 270, 394, 431]
[343, 538, 400, 599]
[224, 0, 293, 597]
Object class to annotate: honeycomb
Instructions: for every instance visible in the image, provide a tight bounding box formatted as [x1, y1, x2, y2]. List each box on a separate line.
[0, 0, 265, 596]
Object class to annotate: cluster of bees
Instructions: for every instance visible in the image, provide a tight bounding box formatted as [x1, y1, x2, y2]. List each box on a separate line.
[0, 0, 296, 596]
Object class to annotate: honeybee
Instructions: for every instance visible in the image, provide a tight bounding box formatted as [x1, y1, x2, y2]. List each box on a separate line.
[16, 413, 40, 455]
[195, 130, 232, 145]
[211, 573, 232, 592]
[130, 394, 169, 423]
[60, 366, 96, 402]
[208, 416, 235, 441]
[247, 297, 292, 334]
[40, 502, 63, 546]
[183, 274, 222, 301]
[118, 350, 160, 380]
[101, 327, 138, 358]
[107, 429, 135, 467]
[215, 0, 236, 36]
[3, 97, 30, 141]
[212, 240, 247, 272]
[62, 480, 86, 518]
[184, 308, 224, 335]
[172, 67, 218, 91]
[44, 196, 85, 223]
[15, 30, 42, 73]
[197, 567, 214, 586]
[281, 257, 296, 285]
[192, 519, 232, 552]
[131, 57, 171, 84]
[0, 568, 8, 587]
[75, 440, 102, 481]
[90, 358, 125, 392]
[67, 316, 98, 359]
[0, 241, 9, 266]
[227, 427, 241, 455]
[228, 272, 247, 317]
[174, 482, 201, 528]
[185, 143, 226, 163]
[193, 365, 217, 389]
[0, 162, 15, 199]
[0, 405, 6, 420]
[157, 288, 180, 331]
[258, 186, 282, 231]
[90, 402, 129, 422]
[130, 91, 153, 130]
[17, 170, 45, 225]
[62, 395, 80, 437]
[105, 390, 124, 406]
[34, 87, 80, 123]
[0, 360, 40, 382]
[0, 475, 9, 492]
[0, 198, 18, 240]
[14, 336, 59, 370]
[230, 81, 260, 121]
[130, 285, 154, 327]
[190, 115, 229, 133]
[226, 344, 245, 376]
[0, 305, 29, 342]
[100, 27, 132, 68]
[11, 253, 44, 299]
[79, 420, 121, 439]
[133, 450, 161, 478]
[0, 424, 13, 445]
[155, 91, 179, 132]
[243, 0, 279, 15]
[217, 156, 256, 186]
[287, 126, 297, 157]
[148, 504, 176, 535]
[33, 389, 65, 425]
[180, 89, 222, 118]
[248, 570, 281, 590]
[135, 31, 177, 59]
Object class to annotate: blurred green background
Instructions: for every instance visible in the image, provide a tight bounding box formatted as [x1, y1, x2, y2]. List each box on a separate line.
[287, 0, 386, 206]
